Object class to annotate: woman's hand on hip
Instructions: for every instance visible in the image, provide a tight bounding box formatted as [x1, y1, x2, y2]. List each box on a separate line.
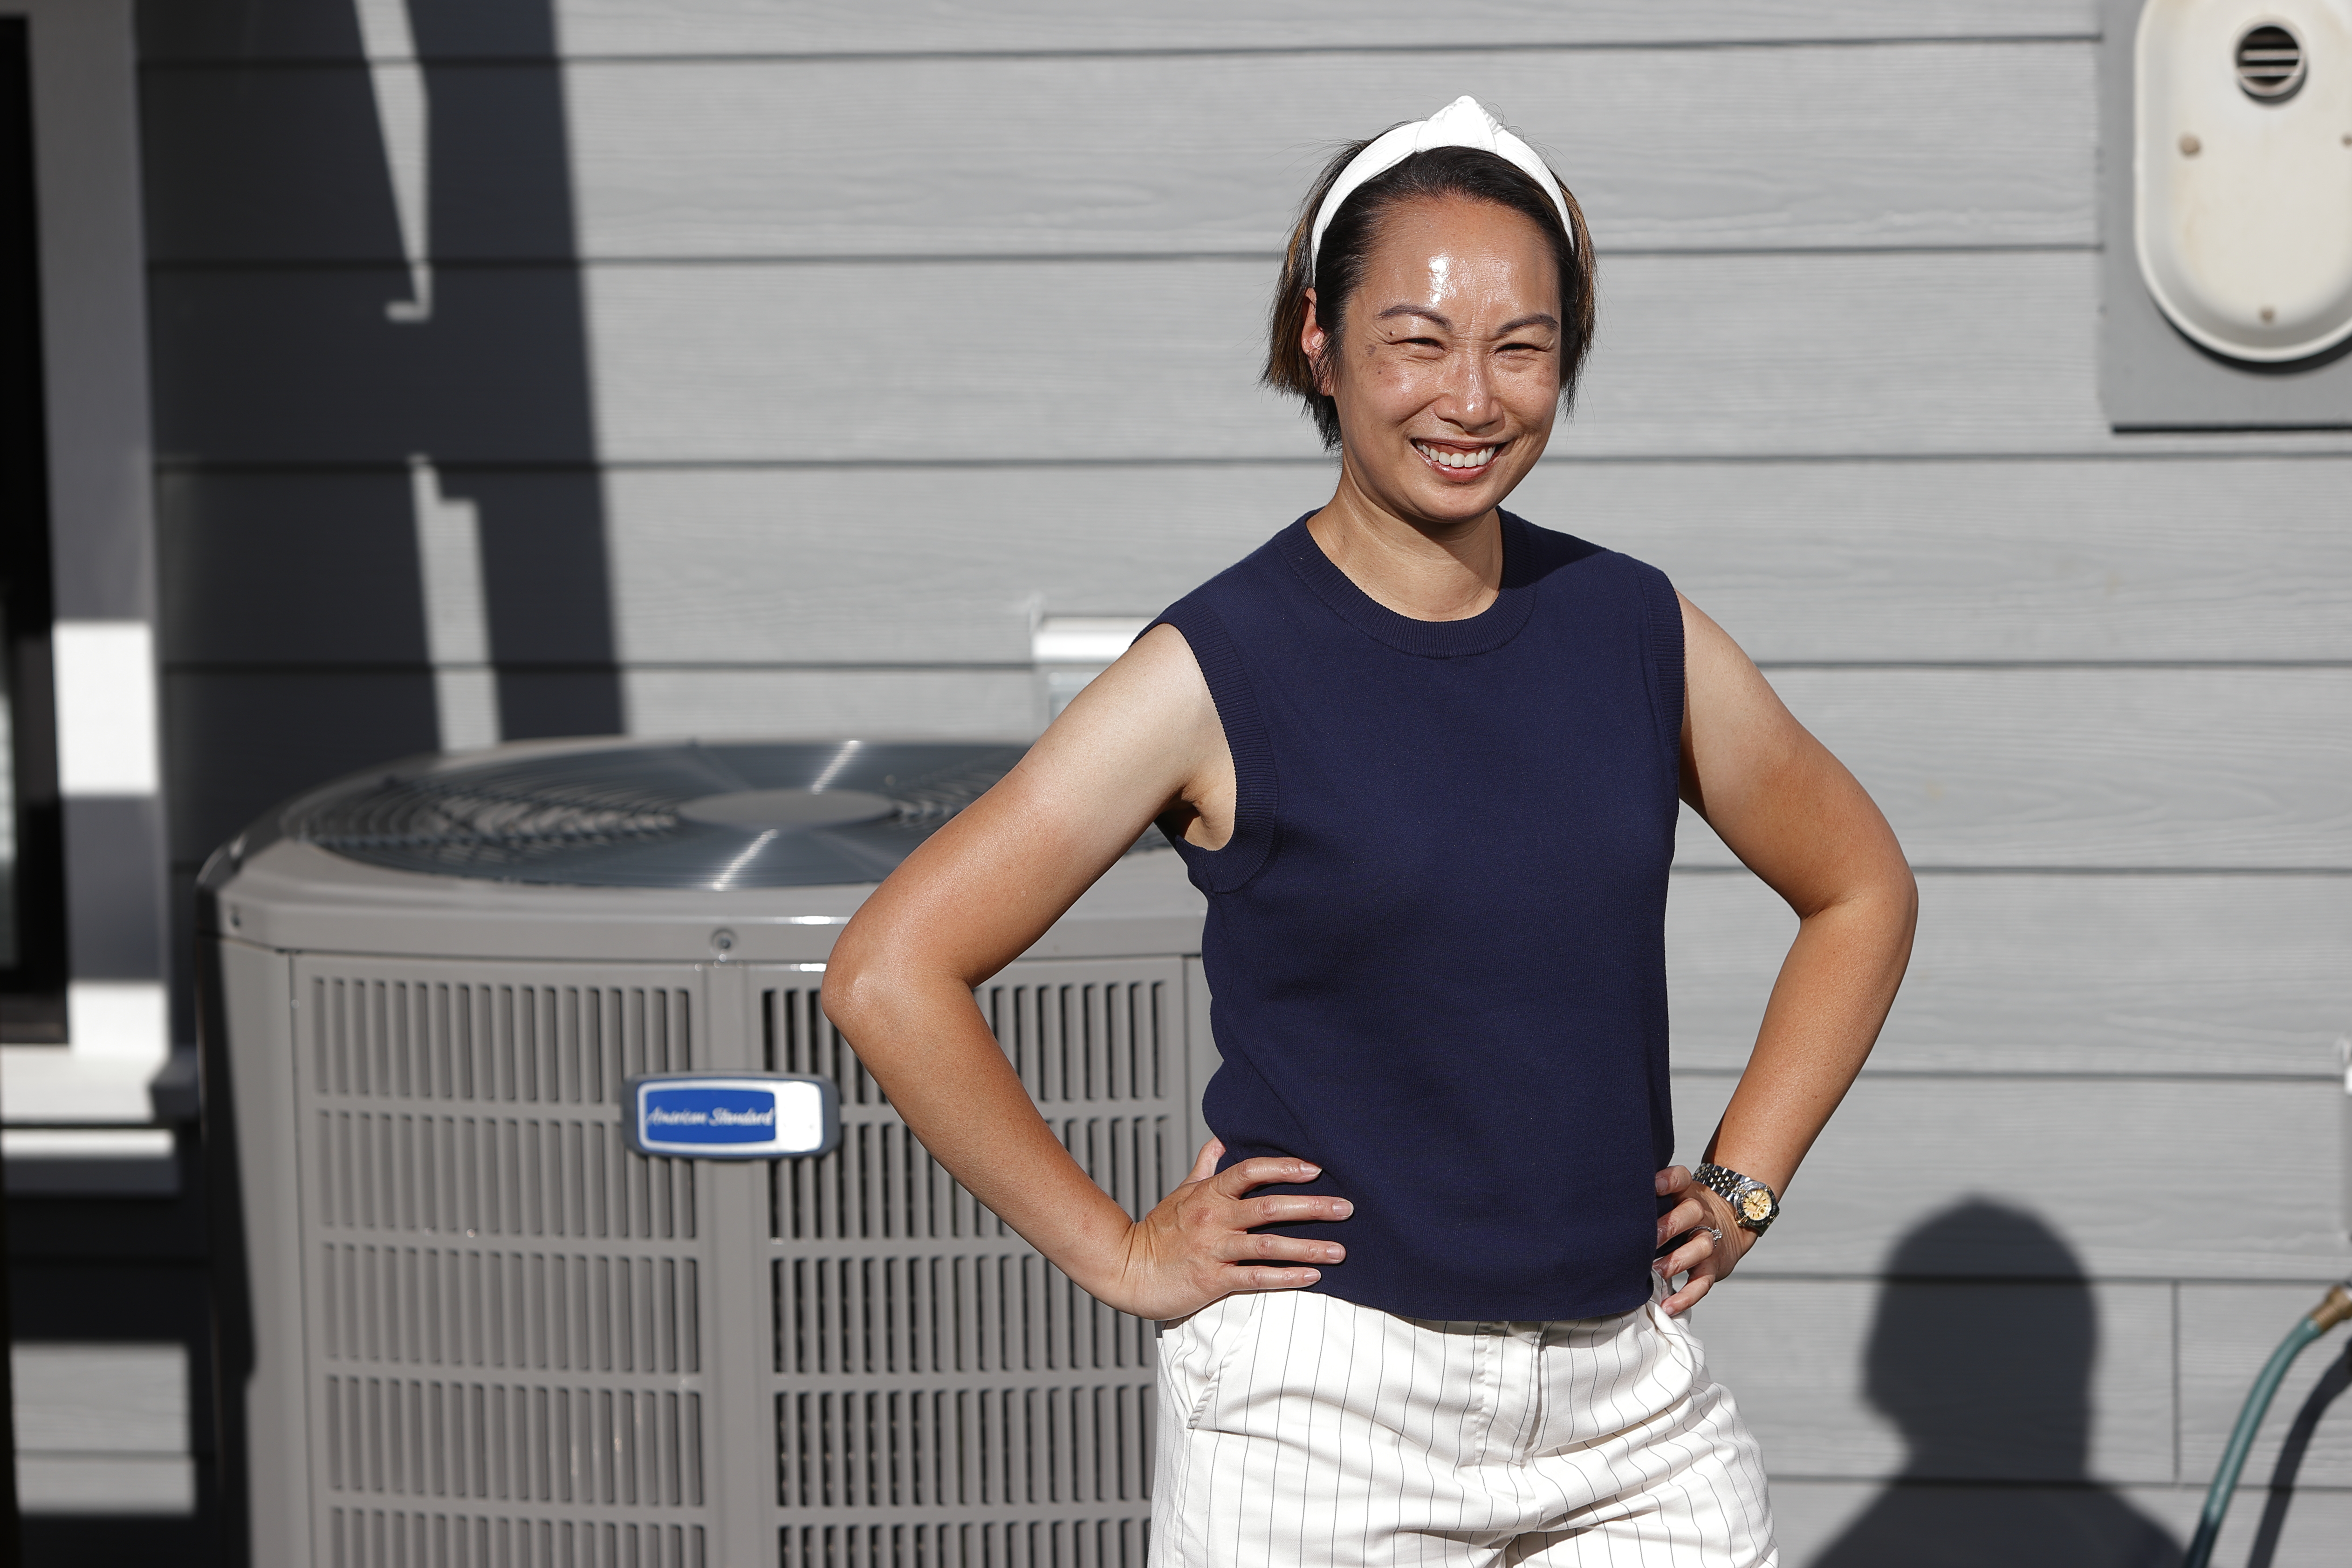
[1653, 1164, 1758, 1316]
[1096, 1139, 1351, 1321]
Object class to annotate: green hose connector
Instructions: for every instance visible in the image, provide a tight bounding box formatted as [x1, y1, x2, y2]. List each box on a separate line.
[2180, 1280, 2352, 1568]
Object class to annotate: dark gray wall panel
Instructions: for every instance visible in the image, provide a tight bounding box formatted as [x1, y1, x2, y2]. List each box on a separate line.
[138, 64, 407, 266]
[156, 469, 430, 665]
[143, 44, 2093, 261]
[149, 266, 605, 465]
[1670, 1071, 2352, 1281]
[62, 797, 168, 979]
[162, 670, 440, 862]
[134, 1, 2099, 62]
[1667, 871, 2352, 1078]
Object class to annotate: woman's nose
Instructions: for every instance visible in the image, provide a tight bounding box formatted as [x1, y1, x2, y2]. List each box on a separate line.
[1439, 351, 1499, 430]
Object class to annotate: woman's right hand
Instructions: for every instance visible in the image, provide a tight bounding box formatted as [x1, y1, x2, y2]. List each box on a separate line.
[1091, 1138, 1351, 1320]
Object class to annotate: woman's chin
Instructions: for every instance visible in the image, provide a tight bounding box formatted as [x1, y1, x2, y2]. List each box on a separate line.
[1394, 466, 1513, 525]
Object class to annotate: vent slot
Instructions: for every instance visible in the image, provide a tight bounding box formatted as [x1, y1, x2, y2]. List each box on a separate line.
[775, 1255, 1149, 1379]
[781, 1520, 1143, 1568]
[2236, 23, 2306, 100]
[324, 1376, 702, 1508]
[768, 980, 1165, 1107]
[327, 1510, 706, 1568]
[322, 1246, 698, 1376]
[316, 1111, 697, 1243]
[311, 977, 692, 1105]
[772, 1116, 1168, 1245]
[775, 1384, 1150, 1510]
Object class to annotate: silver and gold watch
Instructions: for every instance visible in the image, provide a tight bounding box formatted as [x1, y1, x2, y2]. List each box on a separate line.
[1693, 1163, 1780, 1234]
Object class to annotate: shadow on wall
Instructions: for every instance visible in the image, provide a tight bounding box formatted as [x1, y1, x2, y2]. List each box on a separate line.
[1811, 1202, 2178, 1568]
[148, 0, 623, 869]
[140, 3, 621, 1563]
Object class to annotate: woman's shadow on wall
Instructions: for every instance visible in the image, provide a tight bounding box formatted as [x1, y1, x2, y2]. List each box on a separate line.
[1811, 1202, 2179, 1568]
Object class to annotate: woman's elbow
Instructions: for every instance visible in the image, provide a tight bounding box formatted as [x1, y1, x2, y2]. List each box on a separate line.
[1875, 842, 1920, 953]
[818, 940, 888, 1043]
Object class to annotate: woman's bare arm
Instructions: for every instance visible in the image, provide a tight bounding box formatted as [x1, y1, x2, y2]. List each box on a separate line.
[822, 625, 1353, 1320]
[1653, 592, 1918, 1313]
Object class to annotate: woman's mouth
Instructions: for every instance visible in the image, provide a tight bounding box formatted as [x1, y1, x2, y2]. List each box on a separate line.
[1412, 439, 1503, 475]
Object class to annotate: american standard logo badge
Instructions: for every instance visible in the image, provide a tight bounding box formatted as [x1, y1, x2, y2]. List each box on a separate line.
[624, 1073, 839, 1159]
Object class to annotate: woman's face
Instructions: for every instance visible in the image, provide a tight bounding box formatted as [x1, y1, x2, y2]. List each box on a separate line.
[1308, 194, 1563, 529]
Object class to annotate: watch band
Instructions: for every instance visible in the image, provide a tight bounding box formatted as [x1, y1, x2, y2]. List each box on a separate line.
[1693, 1161, 1780, 1234]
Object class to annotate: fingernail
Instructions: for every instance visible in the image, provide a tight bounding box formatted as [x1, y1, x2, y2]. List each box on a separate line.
[1655, 1174, 1670, 1194]
[1298, 1164, 1321, 1178]
[1301, 1270, 1321, 1282]
[1324, 1246, 1344, 1262]
[1332, 1200, 1354, 1218]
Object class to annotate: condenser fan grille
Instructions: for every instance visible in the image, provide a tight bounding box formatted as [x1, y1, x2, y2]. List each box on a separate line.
[281, 740, 1030, 888]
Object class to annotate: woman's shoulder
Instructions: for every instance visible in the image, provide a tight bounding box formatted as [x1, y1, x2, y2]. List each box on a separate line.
[1504, 511, 1674, 599]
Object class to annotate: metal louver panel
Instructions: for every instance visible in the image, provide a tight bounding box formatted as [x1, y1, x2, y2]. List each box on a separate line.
[761, 958, 1185, 1568]
[294, 958, 715, 1565]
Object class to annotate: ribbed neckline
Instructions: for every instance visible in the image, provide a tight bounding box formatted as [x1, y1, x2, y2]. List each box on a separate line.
[1278, 510, 1538, 658]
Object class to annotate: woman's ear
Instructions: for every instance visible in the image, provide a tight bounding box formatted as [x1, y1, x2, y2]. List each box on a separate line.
[1302, 288, 1335, 398]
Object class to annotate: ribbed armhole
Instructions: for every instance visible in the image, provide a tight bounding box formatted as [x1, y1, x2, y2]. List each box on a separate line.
[1145, 601, 1277, 892]
[1636, 564, 1687, 772]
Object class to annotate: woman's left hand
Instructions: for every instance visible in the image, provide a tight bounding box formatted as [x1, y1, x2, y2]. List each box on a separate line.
[1653, 1164, 1758, 1316]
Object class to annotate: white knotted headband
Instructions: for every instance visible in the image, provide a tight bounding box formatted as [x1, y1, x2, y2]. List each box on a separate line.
[1308, 96, 1577, 274]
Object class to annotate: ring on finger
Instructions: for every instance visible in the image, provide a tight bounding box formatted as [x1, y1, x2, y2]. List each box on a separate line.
[1698, 1225, 1723, 1245]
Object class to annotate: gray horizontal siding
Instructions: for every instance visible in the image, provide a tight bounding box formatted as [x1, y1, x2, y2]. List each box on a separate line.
[2180, 1284, 2352, 1487]
[134, 2, 2101, 63]
[1681, 667, 2352, 870]
[620, 666, 1039, 741]
[1714, 1279, 2351, 1489]
[163, 658, 2352, 873]
[1771, 1479, 2349, 1567]
[1670, 1072, 2352, 1281]
[11, 1343, 187, 1454]
[142, 42, 2094, 261]
[1667, 871, 2352, 1079]
[1699, 1278, 2177, 1482]
[149, 253, 2352, 465]
[159, 460, 2352, 665]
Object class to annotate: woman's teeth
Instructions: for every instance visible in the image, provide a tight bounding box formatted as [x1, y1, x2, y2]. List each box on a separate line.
[1413, 441, 1499, 470]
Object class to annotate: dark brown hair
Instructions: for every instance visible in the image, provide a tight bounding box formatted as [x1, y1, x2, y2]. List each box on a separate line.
[1264, 137, 1596, 450]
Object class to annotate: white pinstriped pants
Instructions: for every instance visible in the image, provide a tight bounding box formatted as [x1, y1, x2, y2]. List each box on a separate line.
[1153, 1283, 1776, 1567]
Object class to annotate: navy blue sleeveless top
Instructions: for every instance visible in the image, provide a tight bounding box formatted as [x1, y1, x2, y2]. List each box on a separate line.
[1150, 512, 1684, 1322]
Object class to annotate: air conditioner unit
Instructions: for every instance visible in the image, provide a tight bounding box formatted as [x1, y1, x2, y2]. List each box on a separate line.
[199, 738, 1207, 1568]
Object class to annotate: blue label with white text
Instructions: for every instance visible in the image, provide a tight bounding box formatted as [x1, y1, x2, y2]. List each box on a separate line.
[639, 1085, 777, 1144]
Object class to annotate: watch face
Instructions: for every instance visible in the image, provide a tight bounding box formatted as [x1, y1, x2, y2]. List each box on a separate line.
[1740, 1188, 1776, 1223]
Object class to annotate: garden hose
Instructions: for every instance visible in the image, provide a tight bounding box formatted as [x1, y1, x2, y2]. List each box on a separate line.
[2180, 1280, 2352, 1568]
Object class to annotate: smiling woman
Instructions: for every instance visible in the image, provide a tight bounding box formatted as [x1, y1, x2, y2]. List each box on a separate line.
[1267, 103, 1595, 459]
[822, 96, 1916, 1568]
